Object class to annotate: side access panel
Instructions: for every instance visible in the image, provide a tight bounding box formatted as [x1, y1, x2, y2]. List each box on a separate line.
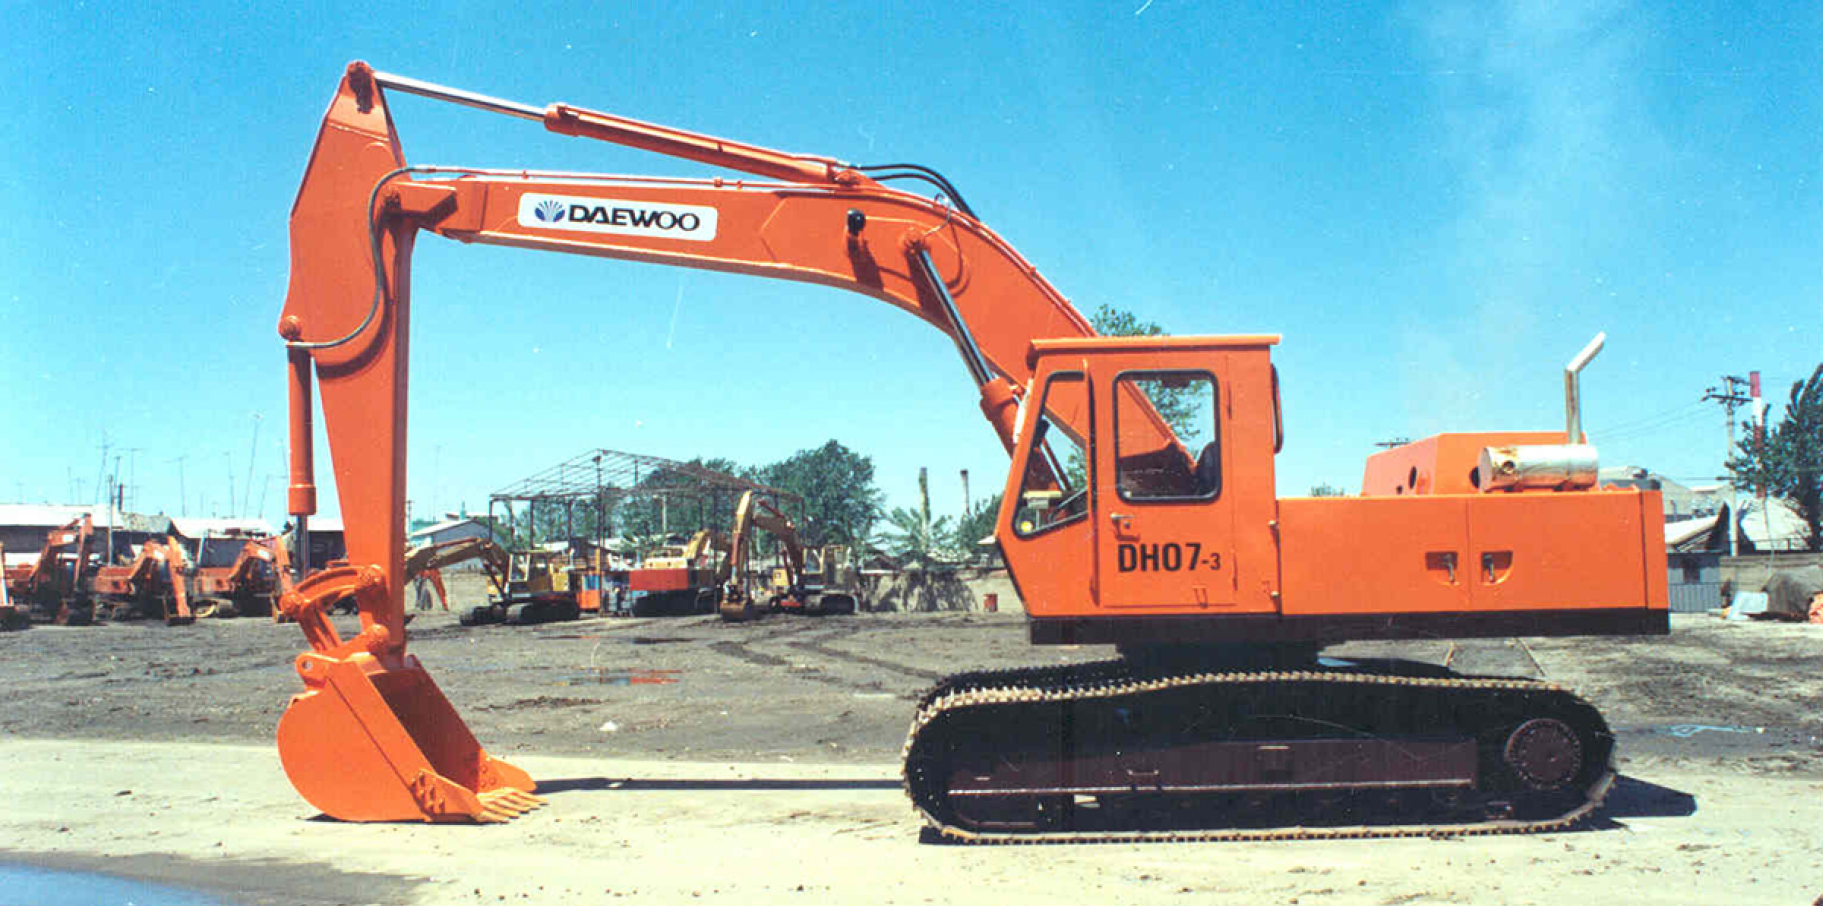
[1467, 491, 1662, 611]
[1279, 491, 1668, 633]
[1278, 496, 1471, 616]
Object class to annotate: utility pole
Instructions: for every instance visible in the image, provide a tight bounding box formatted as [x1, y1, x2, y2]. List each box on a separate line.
[960, 469, 970, 516]
[122, 447, 144, 512]
[1751, 371, 1773, 564]
[1704, 374, 1752, 556]
[93, 431, 111, 506]
[107, 455, 122, 561]
[244, 414, 261, 520]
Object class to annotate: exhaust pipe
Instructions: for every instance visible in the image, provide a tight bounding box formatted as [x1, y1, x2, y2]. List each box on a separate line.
[1564, 333, 1605, 444]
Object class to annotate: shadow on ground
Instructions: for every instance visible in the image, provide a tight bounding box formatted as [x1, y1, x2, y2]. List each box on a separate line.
[1590, 774, 1699, 825]
[540, 776, 903, 794]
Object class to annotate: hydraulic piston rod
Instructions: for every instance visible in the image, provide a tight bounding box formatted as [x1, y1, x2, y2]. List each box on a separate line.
[372, 70, 545, 121]
[369, 68, 859, 187]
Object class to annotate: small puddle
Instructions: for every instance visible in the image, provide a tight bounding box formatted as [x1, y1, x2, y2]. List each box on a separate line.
[560, 668, 682, 686]
[0, 863, 232, 906]
[1644, 724, 1762, 738]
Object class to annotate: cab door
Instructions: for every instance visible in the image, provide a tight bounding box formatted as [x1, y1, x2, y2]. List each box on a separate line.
[1093, 361, 1246, 611]
[997, 368, 1100, 619]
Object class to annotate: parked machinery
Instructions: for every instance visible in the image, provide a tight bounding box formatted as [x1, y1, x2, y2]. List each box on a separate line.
[627, 529, 729, 616]
[790, 544, 861, 615]
[91, 536, 194, 625]
[187, 535, 289, 618]
[717, 492, 799, 622]
[0, 543, 22, 631]
[5, 517, 97, 625]
[403, 536, 501, 613]
[462, 543, 585, 626]
[269, 64, 1667, 835]
[718, 491, 857, 621]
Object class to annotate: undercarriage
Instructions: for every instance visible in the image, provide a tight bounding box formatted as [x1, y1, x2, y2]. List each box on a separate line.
[903, 652, 1612, 843]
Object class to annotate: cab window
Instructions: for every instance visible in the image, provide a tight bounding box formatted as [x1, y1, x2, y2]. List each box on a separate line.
[1013, 372, 1090, 537]
[1114, 370, 1220, 501]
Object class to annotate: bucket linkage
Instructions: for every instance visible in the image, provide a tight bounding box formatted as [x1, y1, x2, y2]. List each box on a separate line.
[275, 564, 541, 822]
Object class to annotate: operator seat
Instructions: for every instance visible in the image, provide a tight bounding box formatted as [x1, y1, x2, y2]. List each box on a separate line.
[1194, 440, 1221, 497]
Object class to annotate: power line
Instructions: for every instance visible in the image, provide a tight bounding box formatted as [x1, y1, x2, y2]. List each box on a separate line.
[1601, 399, 1708, 435]
[1600, 407, 1712, 443]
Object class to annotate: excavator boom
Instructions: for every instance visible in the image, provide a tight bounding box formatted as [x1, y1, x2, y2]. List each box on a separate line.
[273, 62, 1111, 821]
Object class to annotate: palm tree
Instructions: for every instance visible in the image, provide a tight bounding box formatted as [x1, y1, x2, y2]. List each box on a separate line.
[877, 468, 953, 571]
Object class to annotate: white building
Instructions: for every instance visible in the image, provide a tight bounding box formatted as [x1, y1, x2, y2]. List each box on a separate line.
[408, 517, 499, 548]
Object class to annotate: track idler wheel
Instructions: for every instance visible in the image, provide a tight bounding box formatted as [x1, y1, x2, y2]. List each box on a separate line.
[276, 651, 541, 822]
[1502, 718, 1583, 791]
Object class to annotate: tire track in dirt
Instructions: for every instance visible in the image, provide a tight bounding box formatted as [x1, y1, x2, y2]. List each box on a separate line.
[783, 636, 945, 683]
[706, 619, 945, 691]
[706, 632, 874, 693]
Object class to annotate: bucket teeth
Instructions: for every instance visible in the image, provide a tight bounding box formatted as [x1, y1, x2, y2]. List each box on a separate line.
[475, 788, 546, 822]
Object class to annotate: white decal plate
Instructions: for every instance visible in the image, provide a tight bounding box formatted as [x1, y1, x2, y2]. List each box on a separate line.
[517, 193, 718, 242]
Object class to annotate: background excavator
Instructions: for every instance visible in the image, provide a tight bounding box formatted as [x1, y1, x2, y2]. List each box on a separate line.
[2, 517, 196, 626]
[186, 535, 289, 619]
[271, 63, 1667, 838]
[626, 528, 730, 617]
[4, 517, 95, 625]
[445, 538, 583, 626]
[717, 491, 802, 623]
[717, 490, 858, 622]
[91, 535, 194, 625]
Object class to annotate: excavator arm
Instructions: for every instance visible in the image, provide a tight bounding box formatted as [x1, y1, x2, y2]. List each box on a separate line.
[401, 537, 507, 612]
[273, 62, 1173, 823]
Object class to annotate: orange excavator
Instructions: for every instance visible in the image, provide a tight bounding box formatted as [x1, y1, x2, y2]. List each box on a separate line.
[6, 516, 98, 625]
[187, 535, 289, 619]
[272, 63, 1667, 837]
[625, 528, 730, 617]
[91, 535, 195, 625]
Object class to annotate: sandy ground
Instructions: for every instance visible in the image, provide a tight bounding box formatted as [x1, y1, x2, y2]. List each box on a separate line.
[1, 591, 1820, 905]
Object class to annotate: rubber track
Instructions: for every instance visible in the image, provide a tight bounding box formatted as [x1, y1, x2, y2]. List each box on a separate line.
[901, 660, 1614, 844]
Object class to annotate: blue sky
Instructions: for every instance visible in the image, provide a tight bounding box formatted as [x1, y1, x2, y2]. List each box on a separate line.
[3, 1, 1818, 528]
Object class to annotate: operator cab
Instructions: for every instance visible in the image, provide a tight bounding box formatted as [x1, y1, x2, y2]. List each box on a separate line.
[998, 335, 1285, 642]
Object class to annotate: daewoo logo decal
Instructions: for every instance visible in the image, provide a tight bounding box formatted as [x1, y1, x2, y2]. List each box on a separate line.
[517, 193, 717, 242]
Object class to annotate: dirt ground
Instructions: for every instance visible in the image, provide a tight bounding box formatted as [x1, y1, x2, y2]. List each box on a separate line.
[1, 580, 1819, 905]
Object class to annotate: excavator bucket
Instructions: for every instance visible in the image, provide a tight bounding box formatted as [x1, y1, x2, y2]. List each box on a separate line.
[276, 651, 541, 822]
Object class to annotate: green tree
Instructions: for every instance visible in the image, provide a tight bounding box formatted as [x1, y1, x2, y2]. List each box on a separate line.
[758, 440, 884, 548]
[1090, 304, 1198, 437]
[1308, 483, 1347, 497]
[1727, 363, 1823, 550]
[948, 492, 1003, 558]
